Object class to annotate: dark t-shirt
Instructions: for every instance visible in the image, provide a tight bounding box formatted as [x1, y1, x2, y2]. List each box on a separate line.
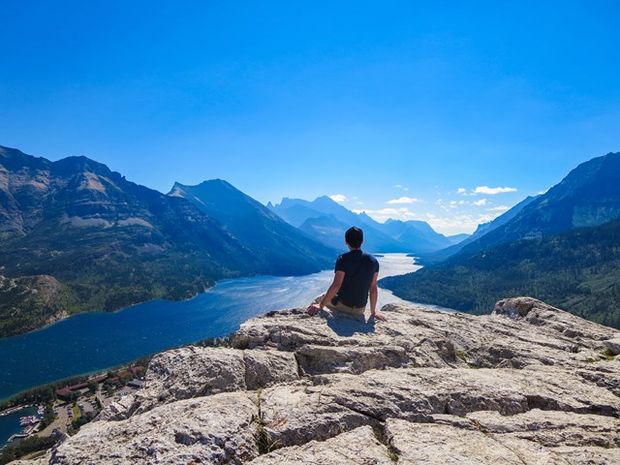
[334, 249, 380, 308]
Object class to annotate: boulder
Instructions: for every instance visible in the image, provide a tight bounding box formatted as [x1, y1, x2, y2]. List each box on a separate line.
[52, 393, 259, 465]
[602, 336, 620, 356]
[99, 346, 299, 417]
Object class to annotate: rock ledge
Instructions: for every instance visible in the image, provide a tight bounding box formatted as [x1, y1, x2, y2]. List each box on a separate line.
[15, 297, 620, 465]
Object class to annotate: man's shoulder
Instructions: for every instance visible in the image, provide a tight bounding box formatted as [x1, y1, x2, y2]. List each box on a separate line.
[338, 250, 357, 260]
[335, 251, 352, 268]
[363, 252, 379, 270]
[336, 250, 364, 267]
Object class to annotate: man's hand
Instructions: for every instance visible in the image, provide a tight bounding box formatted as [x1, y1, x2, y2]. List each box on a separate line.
[306, 304, 321, 316]
[371, 310, 387, 321]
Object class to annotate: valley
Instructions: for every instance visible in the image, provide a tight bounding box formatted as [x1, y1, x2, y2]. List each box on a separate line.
[0, 254, 431, 403]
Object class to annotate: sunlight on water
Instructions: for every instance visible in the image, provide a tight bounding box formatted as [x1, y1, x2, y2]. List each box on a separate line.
[0, 254, 447, 401]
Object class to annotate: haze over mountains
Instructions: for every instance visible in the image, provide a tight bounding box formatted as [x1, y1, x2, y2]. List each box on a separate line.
[168, 180, 336, 275]
[2, 144, 619, 335]
[0, 145, 463, 338]
[420, 195, 539, 264]
[382, 152, 620, 328]
[456, 153, 620, 257]
[268, 196, 465, 253]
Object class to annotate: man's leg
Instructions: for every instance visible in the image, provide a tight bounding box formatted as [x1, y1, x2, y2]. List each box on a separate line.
[330, 301, 366, 317]
[312, 293, 365, 317]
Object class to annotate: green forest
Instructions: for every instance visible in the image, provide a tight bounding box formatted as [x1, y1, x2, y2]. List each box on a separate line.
[381, 219, 620, 328]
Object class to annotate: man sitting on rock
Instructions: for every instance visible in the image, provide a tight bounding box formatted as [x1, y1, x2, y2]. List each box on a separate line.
[308, 226, 387, 321]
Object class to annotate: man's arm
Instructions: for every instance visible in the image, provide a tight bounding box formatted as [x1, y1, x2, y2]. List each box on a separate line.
[319, 271, 345, 309]
[369, 272, 387, 321]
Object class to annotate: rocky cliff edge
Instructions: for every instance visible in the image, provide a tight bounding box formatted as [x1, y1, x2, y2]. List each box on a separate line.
[15, 297, 620, 465]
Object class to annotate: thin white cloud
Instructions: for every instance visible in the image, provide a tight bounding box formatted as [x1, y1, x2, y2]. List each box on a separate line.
[358, 200, 511, 235]
[488, 205, 510, 212]
[473, 186, 517, 195]
[473, 198, 488, 206]
[353, 207, 417, 222]
[329, 194, 347, 202]
[424, 213, 497, 235]
[387, 196, 419, 205]
[457, 187, 467, 194]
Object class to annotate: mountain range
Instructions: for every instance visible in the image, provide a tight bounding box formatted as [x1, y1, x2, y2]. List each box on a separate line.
[419, 195, 538, 264]
[382, 151, 620, 328]
[268, 196, 465, 253]
[0, 146, 336, 337]
[4, 144, 618, 335]
[0, 145, 466, 338]
[168, 180, 336, 275]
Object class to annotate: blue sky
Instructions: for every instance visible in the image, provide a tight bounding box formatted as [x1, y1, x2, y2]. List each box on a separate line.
[1, 1, 619, 234]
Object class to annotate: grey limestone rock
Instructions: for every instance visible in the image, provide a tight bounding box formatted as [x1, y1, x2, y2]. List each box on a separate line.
[52, 393, 259, 465]
[14, 297, 620, 465]
[247, 425, 393, 465]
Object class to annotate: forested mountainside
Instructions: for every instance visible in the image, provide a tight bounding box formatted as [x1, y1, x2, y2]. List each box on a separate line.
[0, 146, 334, 337]
[382, 219, 620, 328]
[381, 152, 620, 329]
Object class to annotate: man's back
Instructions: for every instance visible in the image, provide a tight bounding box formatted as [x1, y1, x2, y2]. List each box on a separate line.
[334, 249, 379, 308]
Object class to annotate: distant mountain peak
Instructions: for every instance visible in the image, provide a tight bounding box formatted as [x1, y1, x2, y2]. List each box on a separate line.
[169, 179, 239, 197]
[199, 178, 232, 186]
[54, 154, 113, 175]
[423, 151, 620, 265]
[167, 179, 336, 275]
[168, 182, 186, 197]
[314, 195, 341, 205]
[271, 194, 454, 253]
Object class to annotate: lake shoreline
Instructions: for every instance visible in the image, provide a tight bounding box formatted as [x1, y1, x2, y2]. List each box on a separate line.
[1, 268, 346, 341]
[0, 254, 450, 448]
[0, 254, 432, 402]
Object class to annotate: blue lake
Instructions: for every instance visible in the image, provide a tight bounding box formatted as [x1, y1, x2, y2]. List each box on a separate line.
[0, 254, 443, 402]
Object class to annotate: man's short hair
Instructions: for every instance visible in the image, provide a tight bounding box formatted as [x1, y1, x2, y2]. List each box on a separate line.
[345, 226, 364, 249]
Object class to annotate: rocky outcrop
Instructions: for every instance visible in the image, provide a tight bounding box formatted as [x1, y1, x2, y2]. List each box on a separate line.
[18, 297, 620, 464]
[55, 393, 259, 465]
[98, 346, 299, 419]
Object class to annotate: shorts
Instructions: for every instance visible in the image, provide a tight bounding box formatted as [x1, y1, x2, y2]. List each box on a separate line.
[312, 293, 366, 316]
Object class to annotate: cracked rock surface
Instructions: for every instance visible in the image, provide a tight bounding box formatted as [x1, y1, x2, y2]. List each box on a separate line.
[16, 297, 620, 464]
